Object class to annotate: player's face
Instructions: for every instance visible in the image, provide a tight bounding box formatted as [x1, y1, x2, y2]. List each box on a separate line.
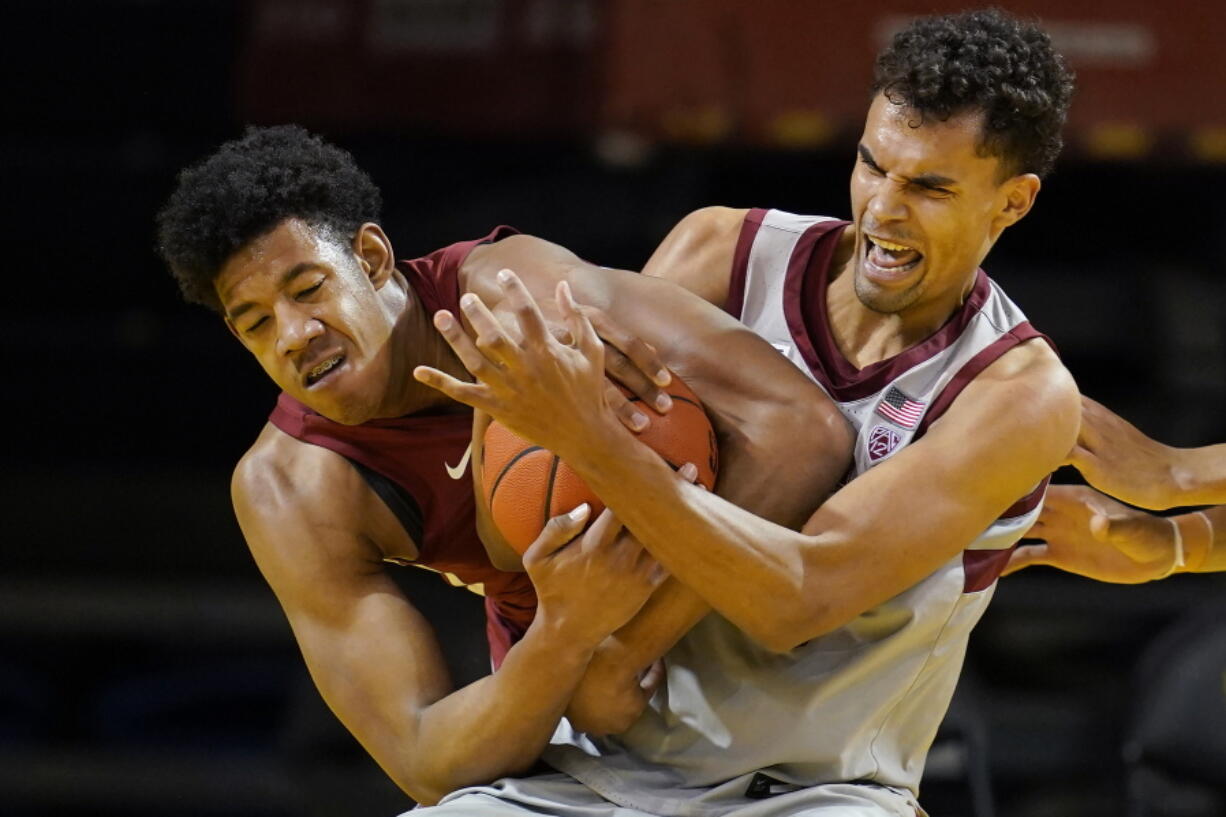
[848, 94, 1038, 319]
[215, 219, 398, 424]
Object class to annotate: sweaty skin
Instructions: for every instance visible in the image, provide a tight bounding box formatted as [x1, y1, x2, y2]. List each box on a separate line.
[416, 96, 1081, 653]
[224, 220, 851, 802]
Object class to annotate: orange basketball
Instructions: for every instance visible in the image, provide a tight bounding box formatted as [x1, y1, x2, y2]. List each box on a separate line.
[482, 372, 719, 554]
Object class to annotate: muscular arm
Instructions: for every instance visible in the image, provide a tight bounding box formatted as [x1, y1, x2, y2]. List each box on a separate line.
[420, 276, 1080, 652]
[640, 206, 747, 305]
[461, 235, 852, 723]
[234, 425, 654, 803]
[1072, 396, 1226, 509]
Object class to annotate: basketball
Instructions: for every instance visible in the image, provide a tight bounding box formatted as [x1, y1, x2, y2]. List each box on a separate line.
[482, 372, 719, 554]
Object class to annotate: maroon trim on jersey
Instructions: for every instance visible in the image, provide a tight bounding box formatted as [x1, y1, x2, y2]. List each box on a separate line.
[725, 208, 767, 318]
[781, 219, 850, 389]
[963, 548, 1016, 593]
[783, 225, 994, 403]
[912, 322, 1051, 438]
[1000, 475, 1051, 520]
[398, 225, 518, 319]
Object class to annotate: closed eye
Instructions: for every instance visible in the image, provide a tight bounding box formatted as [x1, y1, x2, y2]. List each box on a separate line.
[244, 316, 269, 335]
[295, 281, 323, 300]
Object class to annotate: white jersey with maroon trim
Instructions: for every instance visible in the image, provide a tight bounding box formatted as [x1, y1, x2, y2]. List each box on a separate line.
[541, 208, 1050, 816]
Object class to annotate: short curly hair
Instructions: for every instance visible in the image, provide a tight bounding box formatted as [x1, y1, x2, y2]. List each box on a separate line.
[156, 125, 382, 312]
[872, 8, 1075, 179]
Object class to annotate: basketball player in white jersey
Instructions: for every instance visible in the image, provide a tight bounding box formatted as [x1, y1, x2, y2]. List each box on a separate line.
[415, 9, 1080, 817]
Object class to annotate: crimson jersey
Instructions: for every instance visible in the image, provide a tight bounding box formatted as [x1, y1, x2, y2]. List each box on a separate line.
[269, 226, 535, 667]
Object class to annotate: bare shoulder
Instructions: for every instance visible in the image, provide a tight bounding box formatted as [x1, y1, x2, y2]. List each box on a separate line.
[233, 424, 356, 524]
[974, 338, 1077, 399]
[642, 207, 749, 305]
[232, 424, 397, 572]
[950, 338, 1080, 463]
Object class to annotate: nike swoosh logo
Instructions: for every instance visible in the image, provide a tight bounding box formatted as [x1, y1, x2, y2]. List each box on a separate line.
[444, 442, 473, 480]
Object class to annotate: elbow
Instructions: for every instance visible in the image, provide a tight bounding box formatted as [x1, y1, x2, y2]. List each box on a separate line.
[744, 594, 848, 654]
[741, 598, 833, 655]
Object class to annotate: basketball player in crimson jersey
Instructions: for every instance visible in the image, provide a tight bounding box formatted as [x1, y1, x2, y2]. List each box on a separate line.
[415, 10, 1082, 816]
[155, 126, 851, 805]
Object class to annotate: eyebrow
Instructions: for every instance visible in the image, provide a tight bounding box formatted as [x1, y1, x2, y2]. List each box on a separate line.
[225, 262, 322, 322]
[858, 144, 958, 190]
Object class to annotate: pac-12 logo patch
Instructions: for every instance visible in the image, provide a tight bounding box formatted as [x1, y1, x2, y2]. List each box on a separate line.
[867, 424, 902, 462]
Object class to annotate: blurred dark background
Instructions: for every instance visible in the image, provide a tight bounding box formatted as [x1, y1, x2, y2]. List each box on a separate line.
[3, 1, 1224, 815]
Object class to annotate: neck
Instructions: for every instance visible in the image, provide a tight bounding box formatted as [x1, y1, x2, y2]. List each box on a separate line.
[372, 272, 471, 419]
[825, 235, 973, 369]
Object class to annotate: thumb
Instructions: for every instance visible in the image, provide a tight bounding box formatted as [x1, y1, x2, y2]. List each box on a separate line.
[639, 659, 666, 694]
[1001, 544, 1049, 576]
[524, 503, 590, 562]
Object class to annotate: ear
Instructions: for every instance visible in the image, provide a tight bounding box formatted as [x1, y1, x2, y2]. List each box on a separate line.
[352, 222, 396, 289]
[991, 173, 1041, 237]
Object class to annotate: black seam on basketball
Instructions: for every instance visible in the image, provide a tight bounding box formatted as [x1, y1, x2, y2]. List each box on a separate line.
[543, 454, 561, 529]
[489, 444, 546, 503]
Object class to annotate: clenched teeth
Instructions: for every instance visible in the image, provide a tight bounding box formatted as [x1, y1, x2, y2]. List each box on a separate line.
[870, 237, 913, 252]
[309, 356, 341, 382]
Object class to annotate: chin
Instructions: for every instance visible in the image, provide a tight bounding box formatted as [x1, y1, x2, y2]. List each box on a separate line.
[854, 276, 921, 315]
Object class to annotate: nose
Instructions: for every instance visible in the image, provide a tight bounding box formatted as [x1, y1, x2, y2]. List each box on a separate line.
[867, 176, 908, 224]
[274, 303, 324, 357]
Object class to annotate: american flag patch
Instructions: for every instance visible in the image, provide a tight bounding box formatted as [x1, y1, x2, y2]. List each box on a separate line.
[876, 386, 925, 428]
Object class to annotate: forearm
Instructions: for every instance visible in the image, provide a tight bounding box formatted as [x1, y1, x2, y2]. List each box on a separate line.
[1172, 446, 1226, 507]
[563, 421, 816, 651]
[566, 578, 709, 733]
[367, 616, 596, 804]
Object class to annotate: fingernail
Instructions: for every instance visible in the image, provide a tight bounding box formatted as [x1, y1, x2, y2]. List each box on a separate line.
[654, 393, 672, 412]
[460, 293, 478, 310]
[654, 369, 671, 386]
[435, 312, 454, 331]
[630, 411, 648, 430]
[568, 503, 590, 521]
[497, 268, 513, 284]
[679, 463, 697, 481]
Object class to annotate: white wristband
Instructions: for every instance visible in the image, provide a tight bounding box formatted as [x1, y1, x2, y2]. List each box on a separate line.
[1195, 511, 1214, 546]
[1158, 517, 1185, 579]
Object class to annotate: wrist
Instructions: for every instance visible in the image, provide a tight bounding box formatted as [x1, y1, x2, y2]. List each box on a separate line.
[528, 605, 607, 656]
[556, 411, 634, 478]
[1174, 511, 1215, 574]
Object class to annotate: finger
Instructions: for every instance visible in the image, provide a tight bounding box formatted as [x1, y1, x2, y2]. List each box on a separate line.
[458, 292, 521, 365]
[639, 659, 666, 694]
[524, 503, 591, 562]
[557, 281, 604, 364]
[549, 323, 575, 346]
[678, 462, 699, 483]
[606, 381, 650, 432]
[430, 310, 504, 381]
[1001, 544, 1049, 576]
[413, 365, 493, 411]
[582, 506, 625, 552]
[582, 304, 672, 389]
[496, 269, 553, 347]
[603, 346, 670, 415]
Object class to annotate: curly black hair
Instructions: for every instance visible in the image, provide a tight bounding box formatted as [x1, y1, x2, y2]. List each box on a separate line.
[156, 125, 382, 312]
[872, 8, 1075, 178]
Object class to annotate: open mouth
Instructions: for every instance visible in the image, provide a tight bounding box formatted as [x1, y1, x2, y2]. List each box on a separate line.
[305, 353, 345, 387]
[864, 235, 923, 276]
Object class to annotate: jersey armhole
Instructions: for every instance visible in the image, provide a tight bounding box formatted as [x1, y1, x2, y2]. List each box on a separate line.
[346, 458, 425, 550]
